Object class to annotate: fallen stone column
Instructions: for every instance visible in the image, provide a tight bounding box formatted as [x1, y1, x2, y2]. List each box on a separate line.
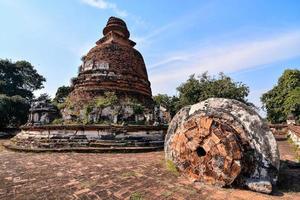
[165, 98, 279, 194]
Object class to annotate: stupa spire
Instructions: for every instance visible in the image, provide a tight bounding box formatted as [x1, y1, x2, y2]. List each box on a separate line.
[103, 16, 130, 39]
[97, 16, 135, 47]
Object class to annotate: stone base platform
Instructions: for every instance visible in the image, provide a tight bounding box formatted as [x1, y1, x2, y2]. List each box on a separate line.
[4, 125, 167, 153]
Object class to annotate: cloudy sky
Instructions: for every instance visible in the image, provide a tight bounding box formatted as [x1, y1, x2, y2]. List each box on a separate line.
[0, 0, 300, 113]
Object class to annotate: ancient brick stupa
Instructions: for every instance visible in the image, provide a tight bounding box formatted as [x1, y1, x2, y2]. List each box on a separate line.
[63, 17, 155, 124]
[6, 17, 167, 152]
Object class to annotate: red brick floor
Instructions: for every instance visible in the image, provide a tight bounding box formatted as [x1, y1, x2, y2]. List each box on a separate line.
[0, 137, 299, 200]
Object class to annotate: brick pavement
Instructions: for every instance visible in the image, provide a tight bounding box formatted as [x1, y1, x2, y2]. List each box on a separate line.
[0, 138, 299, 200]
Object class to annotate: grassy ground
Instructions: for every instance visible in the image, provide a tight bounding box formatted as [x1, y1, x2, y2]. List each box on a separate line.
[287, 137, 300, 162]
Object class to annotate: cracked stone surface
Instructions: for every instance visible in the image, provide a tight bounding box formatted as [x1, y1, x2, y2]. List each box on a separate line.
[165, 98, 280, 194]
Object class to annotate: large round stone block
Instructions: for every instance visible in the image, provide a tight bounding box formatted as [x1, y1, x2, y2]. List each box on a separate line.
[165, 98, 279, 194]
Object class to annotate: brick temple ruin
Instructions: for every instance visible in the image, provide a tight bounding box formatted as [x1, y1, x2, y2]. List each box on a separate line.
[63, 16, 155, 124]
[6, 17, 167, 152]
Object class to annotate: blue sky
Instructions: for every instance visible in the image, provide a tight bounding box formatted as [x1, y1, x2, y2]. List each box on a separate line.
[0, 0, 300, 114]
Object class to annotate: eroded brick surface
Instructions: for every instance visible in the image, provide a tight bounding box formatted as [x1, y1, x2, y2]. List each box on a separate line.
[165, 98, 280, 194]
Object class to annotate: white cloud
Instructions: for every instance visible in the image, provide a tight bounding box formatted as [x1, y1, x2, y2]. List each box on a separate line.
[81, 0, 127, 17]
[149, 30, 300, 95]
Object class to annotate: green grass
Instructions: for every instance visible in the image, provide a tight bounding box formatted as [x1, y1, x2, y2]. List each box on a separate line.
[161, 190, 173, 198]
[80, 180, 98, 188]
[121, 171, 137, 178]
[287, 137, 300, 162]
[296, 154, 300, 162]
[165, 160, 179, 176]
[129, 192, 143, 200]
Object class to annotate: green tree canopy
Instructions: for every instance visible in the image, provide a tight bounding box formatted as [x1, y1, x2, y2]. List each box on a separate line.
[153, 94, 179, 117]
[53, 86, 71, 103]
[177, 72, 250, 108]
[0, 59, 45, 128]
[261, 69, 300, 123]
[0, 59, 46, 99]
[153, 72, 250, 117]
[0, 95, 30, 128]
[36, 93, 52, 103]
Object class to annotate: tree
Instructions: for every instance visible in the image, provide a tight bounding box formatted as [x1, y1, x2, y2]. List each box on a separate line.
[261, 69, 300, 123]
[153, 72, 249, 117]
[53, 86, 71, 103]
[153, 94, 179, 117]
[0, 59, 45, 128]
[176, 75, 202, 108]
[35, 93, 52, 103]
[0, 95, 30, 128]
[0, 59, 46, 99]
[284, 87, 300, 118]
[176, 72, 250, 109]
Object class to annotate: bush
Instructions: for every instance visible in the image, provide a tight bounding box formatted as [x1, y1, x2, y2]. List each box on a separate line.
[132, 103, 144, 115]
[51, 118, 63, 125]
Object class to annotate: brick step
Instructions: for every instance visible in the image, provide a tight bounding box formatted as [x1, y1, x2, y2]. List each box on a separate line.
[34, 136, 163, 142]
[13, 139, 164, 148]
[89, 140, 164, 147]
[18, 138, 163, 143]
[3, 142, 164, 153]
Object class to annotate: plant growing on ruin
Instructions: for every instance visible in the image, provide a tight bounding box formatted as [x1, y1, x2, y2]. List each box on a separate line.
[132, 103, 144, 115]
[95, 92, 118, 108]
[51, 118, 63, 125]
[58, 97, 73, 110]
[82, 104, 93, 124]
[81, 92, 119, 124]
